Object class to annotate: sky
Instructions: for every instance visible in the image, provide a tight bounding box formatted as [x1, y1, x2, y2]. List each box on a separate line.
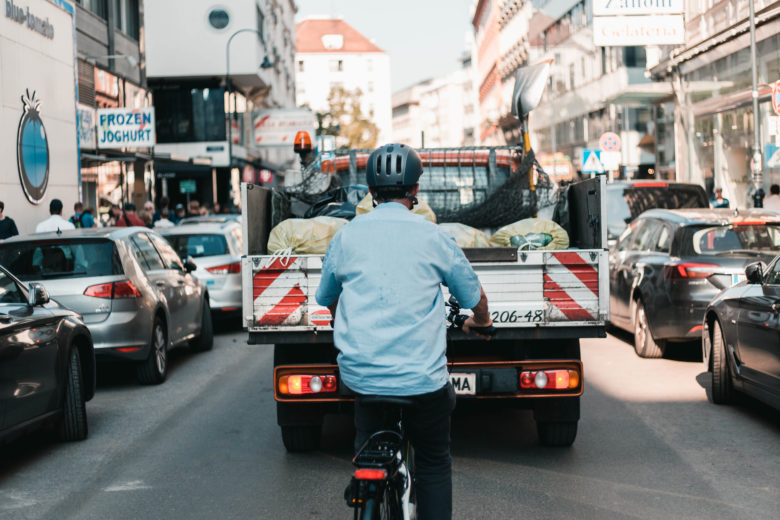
[295, 0, 475, 93]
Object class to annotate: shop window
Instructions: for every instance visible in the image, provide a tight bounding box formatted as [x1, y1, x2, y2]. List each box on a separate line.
[153, 84, 227, 143]
[623, 47, 646, 68]
[77, 0, 108, 20]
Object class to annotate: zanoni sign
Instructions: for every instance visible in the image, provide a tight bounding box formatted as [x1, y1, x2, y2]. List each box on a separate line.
[593, 0, 684, 16]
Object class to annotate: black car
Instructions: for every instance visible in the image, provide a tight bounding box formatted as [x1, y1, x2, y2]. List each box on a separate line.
[609, 209, 780, 358]
[703, 258, 780, 410]
[0, 265, 95, 443]
[606, 181, 708, 247]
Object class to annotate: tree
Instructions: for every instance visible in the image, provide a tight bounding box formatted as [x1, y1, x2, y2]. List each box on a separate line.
[319, 86, 379, 149]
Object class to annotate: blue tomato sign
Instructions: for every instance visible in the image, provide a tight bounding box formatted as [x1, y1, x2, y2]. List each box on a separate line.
[16, 89, 49, 204]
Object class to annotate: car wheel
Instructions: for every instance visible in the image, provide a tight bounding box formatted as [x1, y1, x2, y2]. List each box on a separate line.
[281, 424, 322, 452]
[190, 299, 213, 352]
[58, 348, 88, 441]
[710, 320, 733, 404]
[536, 421, 577, 447]
[137, 317, 168, 385]
[633, 300, 665, 358]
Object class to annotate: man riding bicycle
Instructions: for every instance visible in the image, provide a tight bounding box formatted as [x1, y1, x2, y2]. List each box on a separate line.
[315, 143, 492, 519]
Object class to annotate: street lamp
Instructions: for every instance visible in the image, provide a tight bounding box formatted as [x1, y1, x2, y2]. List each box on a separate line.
[225, 28, 275, 170]
[748, 0, 764, 207]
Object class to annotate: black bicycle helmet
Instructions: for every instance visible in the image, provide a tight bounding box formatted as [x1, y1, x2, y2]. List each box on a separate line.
[365, 144, 423, 187]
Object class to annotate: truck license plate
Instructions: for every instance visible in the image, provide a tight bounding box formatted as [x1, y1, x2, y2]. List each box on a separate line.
[450, 373, 476, 395]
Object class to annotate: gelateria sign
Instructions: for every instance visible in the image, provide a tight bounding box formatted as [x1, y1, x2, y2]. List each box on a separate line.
[4, 0, 54, 39]
[592, 0, 684, 46]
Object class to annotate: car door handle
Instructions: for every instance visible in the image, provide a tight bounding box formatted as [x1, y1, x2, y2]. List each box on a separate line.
[0, 315, 13, 324]
[155, 281, 167, 288]
[176, 280, 185, 286]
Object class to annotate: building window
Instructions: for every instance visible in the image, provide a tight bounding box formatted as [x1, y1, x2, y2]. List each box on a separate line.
[256, 7, 265, 41]
[77, 0, 108, 20]
[367, 81, 374, 93]
[153, 84, 227, 143]
[208, 8, 230, 29]
[298, 60, 304, 72]
[329, 59, 344, 72]
[623, 46, 647, 68]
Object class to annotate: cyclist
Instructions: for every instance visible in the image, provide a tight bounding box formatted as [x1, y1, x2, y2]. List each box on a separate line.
[315, 143, 492, 519]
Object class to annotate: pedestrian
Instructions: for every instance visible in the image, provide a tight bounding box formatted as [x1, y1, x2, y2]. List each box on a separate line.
[70, 201, 96, 228]
[115, 203, 146, 227]
[764, 184, 780, 212]
[139, 208, 154, 228]
[143, 201, 155, 219]
[710, 187, 730, 209]
[84, 206, 99, 227]
[173, 203, 186, 224]
[189, 200, 200, 217]
[154, 214, 174, 228]
[107, 204, 122, 226]
[153, 196, 174, 223]
[212, 202, 222, 215]
[36, 199, 76, 233]
[0, 201, 19, 240]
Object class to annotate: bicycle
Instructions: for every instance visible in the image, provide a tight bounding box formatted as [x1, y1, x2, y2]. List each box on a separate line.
[345, 299, 495, 519]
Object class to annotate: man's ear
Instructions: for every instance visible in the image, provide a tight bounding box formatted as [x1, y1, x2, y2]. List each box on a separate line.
[369, 187, 377, 197]
[410, 184, 420, 196]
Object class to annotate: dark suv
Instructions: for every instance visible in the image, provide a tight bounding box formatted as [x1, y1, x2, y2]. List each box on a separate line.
[609, 209, 780, 358]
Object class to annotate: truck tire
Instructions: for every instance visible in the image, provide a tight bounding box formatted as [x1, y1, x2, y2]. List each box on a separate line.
[633, 300, 665, 358]
[281, 424, 321, 452]
[537, 421, 577, 447]
[710, 320, 733, 404]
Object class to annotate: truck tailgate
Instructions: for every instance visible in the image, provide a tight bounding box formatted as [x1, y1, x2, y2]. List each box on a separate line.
[242, 249, 608, 332]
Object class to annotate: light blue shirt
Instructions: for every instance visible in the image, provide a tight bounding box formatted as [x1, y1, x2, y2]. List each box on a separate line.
[315, 202, 481, 396]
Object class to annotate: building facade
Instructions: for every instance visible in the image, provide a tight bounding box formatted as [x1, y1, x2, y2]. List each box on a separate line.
[472, 0, 505, 145]
[392, 56, 478, 148]
[144, 0, 297, 208]
[1, 0, 79, 234]
[295, 17, 392, 146]
[652, 0, 780, 209]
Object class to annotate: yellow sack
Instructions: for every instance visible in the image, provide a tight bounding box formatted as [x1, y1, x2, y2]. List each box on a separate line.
[490, 218, 569, 250]
[439, 223, 490, 248]
[267, 216, 348, 254]
[356, 194, 437, 223]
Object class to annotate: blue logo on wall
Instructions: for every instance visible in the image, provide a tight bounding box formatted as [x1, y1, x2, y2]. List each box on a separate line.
[16, 89, 49, 204]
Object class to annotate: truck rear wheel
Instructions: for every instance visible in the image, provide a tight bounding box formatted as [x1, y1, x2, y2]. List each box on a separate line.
[537, 421, 577, 447]
[281, 424, 322, 452]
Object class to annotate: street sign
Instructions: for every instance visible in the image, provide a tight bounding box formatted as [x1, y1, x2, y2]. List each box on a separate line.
[768, 116, 780, 136]
[599, 132, 621, 152]
[179, 180, 196, 194]
[601, 151, 621, 171]
[772, 80, 780, 116]
[766, 144, 780, 168]
[582, 149, 605, 174]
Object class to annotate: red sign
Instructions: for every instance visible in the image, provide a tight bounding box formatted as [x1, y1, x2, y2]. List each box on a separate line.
[772, 80, 780, 116]
[599, 132, 621, 152]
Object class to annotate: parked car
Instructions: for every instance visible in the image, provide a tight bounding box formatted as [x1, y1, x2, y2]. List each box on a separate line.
[609, 209, 780, 358]
[606, 180, 708, 248]
[0, 265, 95, 443]
[0, 228, 213, 385]
[177, 215, 240, 226]
[702, 258, 780, 411]
[158, 222, 242, 315]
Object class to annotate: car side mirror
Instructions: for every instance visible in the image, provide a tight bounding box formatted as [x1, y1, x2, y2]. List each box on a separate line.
[745, 262, 763, 284]
[28, 282, 50, 306]
[184, 256, 197, 273]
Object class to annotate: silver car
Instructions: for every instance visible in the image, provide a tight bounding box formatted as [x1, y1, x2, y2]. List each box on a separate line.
[0, 227, 213, 385]
[158, 222, 242, 314]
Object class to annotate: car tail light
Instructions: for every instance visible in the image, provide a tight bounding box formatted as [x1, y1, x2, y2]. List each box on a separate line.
[115, 346, 142, 353]
[519, 369, 579, 390]
[84, 280, 141, 299]
[632, 182, 668, 187]
[206, 262, 241, 275]
[663, 262, 719, 280]
[278, 374, 338, 395]
[354, 469, 387, 480]
[732, 220, 766, 226]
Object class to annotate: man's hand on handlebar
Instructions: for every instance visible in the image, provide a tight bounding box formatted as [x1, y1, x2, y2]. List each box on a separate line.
[462, 287, 493, 339]
[462, 315, 494, 339]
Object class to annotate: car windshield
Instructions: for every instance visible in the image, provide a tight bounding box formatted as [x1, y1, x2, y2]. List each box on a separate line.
[0, 239, 122, 281]
[680, 224, 780, 256]
[164, 234, 228, 258]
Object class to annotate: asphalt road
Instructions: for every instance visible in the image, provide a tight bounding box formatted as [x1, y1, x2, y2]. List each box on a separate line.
[1, 326, 779, 520]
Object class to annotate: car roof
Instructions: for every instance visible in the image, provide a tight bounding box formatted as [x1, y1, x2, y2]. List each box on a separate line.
[0, 226, 152, 243]
[640, 208, 780, 225]
[606, 180, 706, 190]
[177, 215, 239, 224]
[158, 222, 238, 235]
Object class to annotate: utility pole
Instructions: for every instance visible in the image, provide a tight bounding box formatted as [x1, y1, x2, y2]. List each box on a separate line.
[749, 0, 764, 207]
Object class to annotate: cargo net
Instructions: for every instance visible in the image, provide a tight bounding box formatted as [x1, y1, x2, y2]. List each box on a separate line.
[282, 146, 557, 229]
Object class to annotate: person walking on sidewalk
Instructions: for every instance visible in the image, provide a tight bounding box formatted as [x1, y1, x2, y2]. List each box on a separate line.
[36, 199, 75, 233]
[0, 201, 19, 240]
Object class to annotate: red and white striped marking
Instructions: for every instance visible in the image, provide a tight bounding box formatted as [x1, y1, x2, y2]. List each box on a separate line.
[544, 252, 599, 321]
[252, 257, 307, 326]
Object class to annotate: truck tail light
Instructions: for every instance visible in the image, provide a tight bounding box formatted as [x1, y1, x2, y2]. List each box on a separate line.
[519, 369, 579, 390]
[206, 262, 241, 275]
[663, 262, 718, 280]
[84, 280, 141, 299]
[278, 374, 338, 395]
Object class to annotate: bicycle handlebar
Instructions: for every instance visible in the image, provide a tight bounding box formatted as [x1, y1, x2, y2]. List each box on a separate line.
[446, 299, 496, 338]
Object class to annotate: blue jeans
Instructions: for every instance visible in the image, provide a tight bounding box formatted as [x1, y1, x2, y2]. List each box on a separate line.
[354, 383, 457, 520]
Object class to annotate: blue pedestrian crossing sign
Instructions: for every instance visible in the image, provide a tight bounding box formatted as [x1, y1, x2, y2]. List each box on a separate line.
[582, 149, 605, 174]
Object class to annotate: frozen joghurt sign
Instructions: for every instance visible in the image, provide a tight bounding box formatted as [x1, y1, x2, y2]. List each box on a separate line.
[5, 0, 54, 39]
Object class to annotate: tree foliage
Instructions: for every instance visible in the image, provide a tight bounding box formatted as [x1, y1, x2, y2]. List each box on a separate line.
[318, 86, 379, 149]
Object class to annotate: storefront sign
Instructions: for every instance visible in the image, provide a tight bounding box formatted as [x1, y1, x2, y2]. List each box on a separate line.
[253, 109, 316, 147]
[5, 0, 54, 39]
[179, 180, 196, 194]
[77, 103, 96, 149]
[593, 15, 684, 46]
[97, 107, 155, 149]
[593, 0, 684, 16]
[772, 80, 780, 116]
